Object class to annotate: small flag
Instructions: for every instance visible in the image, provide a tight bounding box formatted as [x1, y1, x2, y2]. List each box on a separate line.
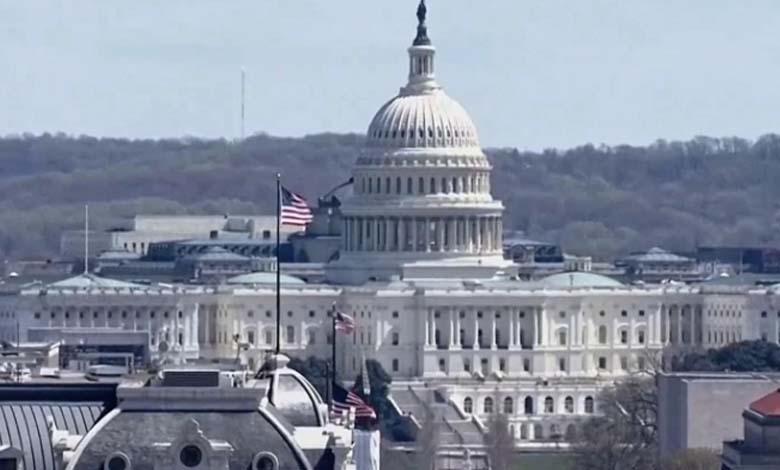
[280, 186, 313, 227]
[334, 310, 355, 335]
[332, 381, 376, 420]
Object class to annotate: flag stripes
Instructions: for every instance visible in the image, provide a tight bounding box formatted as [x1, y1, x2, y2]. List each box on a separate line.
[335, 311, 355, 334]
[280, 186, 313, 227]
[332, 382, 376, 420]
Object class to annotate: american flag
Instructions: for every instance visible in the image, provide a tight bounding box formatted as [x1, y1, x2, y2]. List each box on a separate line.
[334, 310, 355, 334]
[332, 381, 376, 420]
[280, 186, 313, 227]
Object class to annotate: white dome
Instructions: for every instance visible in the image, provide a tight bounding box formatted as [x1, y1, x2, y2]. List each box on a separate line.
[367, 89, 480, 149]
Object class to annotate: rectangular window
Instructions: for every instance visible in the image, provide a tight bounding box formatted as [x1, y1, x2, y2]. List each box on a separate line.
[499, 359, 506, 372]
[558, 357, 566, 372]
[620, 356, 628, 370]
[523, 358, 530, 372]
[438, 358, 446, 372]
[598, 357, 607, 370]
[620, 330, 628, 344]
[247, 331, 255, 345]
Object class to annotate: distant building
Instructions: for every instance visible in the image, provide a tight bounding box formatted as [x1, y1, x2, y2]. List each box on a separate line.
[658, 372, 780, 458]
[60, 214, 299, 258]
[0, 355, 353, 470]
[617, 247, 701, 283]
[698, 246, 780, 275]
[722, 388, 780, 469]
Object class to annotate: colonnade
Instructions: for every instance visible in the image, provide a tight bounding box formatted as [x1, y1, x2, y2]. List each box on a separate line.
[343, 215, 502, 254]
[424, 306, 537, 350]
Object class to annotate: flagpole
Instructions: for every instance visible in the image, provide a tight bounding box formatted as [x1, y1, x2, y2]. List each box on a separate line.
[275, 173, 282, 355]
[330, 302, 337, 414]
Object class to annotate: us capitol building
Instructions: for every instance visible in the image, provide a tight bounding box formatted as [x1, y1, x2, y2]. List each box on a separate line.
[2, 1, 780, 454]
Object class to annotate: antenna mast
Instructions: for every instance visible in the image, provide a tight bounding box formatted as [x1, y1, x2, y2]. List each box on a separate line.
[240, 68, 246, 140]
[84, 204, 89, 274]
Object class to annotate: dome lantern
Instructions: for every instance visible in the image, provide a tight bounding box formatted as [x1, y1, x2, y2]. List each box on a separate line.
[405, 0, 438, 95]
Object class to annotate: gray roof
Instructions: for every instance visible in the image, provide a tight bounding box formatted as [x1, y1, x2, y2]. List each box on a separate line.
[47, 274, 144, 289]
[625, 247, 693, 263]
[184, 246, 251, 261]
[538, 271, 623, 288]
[0, 402, 104, 469]
[0, 384, 116, 470]
[70, 409, 310, 470]
[226, 272, 305, 286]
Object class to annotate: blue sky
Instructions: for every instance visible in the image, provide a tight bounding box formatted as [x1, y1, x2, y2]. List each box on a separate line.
[1, 0, 779, 149]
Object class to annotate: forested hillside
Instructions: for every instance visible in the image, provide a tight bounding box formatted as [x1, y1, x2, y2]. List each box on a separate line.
[2, 132, 780, 261]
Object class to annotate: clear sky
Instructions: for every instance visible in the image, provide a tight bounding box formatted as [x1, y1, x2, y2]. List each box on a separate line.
[1, 0, 779, 150]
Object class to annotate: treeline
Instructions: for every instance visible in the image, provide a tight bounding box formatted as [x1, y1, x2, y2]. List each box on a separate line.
[2, 132, 780, 260]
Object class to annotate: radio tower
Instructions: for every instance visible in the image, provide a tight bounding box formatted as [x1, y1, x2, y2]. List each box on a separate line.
[240, 67, 246, 140]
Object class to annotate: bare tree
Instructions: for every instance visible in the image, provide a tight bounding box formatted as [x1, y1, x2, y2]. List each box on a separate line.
[572, 377, 658, 470]
[413, 401, 442, 470]
[661, 448, 720, 470]
[485, 411, 515, 470]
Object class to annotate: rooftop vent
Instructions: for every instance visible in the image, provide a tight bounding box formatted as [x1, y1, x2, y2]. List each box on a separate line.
[161, 370, 220, 387]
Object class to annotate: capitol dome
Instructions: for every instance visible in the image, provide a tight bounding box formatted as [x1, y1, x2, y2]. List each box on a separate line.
[367, 91, 480, 149]
[327, 0, 514, 284]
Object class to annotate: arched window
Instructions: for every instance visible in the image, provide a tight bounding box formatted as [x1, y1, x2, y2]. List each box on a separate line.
[544, 396, 554, 413]
[503, 397, 514, 414]
[395, 177, 401, 194]
[385, 177, 391, 194]
[418, 177, 425, 194]
[483, 397, 494, 414]
[524, 396, 534, 414]
[430, 177, 437, 194]
[264, 329, 273, 345]
[584, 396, 594, 414]
[441, 177, 448, 194]
[620, 328, 628, 344]
[286, 325, 295, 344]
[463, 397, 473, 414]
[520, 423, 528, 440]
[376, 177, 382, 193]
[368, 178, 373, 194]
[407, 177, 413, 194]
[598, 325, 607, 344]
[564, 396, 574, 413]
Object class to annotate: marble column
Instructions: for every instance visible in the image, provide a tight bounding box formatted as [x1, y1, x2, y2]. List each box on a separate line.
[533, 308, 539, 346]
[473, 309, 480, 350]
[397, 217, 405, 252]
[449, 308, 455, 348]
[425, 218, 431, 252]
[410, 218, 417, 252]
[449, 218, 457, 251]
[465, 217, 472, 252]
[437, 219, 445, 252]
[675, 307, 682, 345]
[455, 310, 462, 347]
[509, 308, 516, 347]
[491, 310, 497, 349]
[476, 218, 482, 253]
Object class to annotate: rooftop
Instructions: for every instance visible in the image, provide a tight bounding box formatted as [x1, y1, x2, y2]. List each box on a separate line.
[749, 388, 780, 417]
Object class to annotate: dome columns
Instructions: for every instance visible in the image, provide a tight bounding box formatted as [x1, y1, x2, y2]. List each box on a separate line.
[342, 214, 502, 256]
